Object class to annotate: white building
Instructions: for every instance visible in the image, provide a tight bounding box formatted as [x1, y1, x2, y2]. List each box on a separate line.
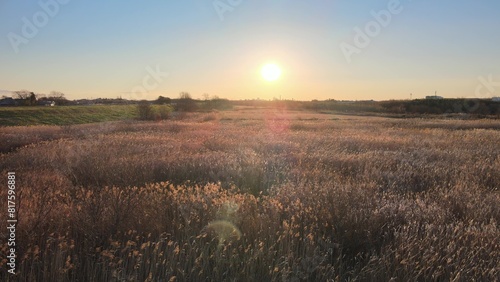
[426, 96, 443, 100]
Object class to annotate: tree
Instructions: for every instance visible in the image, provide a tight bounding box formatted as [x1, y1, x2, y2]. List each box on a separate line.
[29, 92, 37, 106]
[49, 91, 65, 99]
[179, 92, 192, 100]
[14, 90, 37, 106]
[154, 96, 171, 105]
[14, 90, 31, 100]
[176, 92, 197, 112]
[45, 91, 71, 105]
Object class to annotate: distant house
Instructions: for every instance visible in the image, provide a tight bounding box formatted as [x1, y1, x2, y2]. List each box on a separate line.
[426, 95, 443, 100]
[38, 100, 55, 106]
[75, 99, 95, 105]
[0, 97, 18, 106]
[493, 97, 500, 102]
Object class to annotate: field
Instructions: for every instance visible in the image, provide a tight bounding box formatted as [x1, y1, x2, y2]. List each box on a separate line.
[0, 105, 138, 126]
[0, 108, 499, 281]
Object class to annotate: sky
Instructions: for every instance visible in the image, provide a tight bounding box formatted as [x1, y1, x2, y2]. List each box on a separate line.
[1, 0, 499, 101]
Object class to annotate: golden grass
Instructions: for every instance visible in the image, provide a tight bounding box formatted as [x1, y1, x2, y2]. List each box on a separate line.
[0, 111, 499, 281]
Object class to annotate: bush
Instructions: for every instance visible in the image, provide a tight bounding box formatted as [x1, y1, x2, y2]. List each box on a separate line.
[154, 96, 171, 105]
[176, 92, 197, 112]
[137, 101, 154, 120]
[137, 102, 173, 120]
[157, 104, 174, 120]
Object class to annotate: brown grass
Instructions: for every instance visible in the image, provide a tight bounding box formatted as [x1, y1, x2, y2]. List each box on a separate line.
[0, 110, 499, 281]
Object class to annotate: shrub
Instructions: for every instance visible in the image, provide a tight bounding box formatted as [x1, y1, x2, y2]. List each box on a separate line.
[176, 92, 197, 112]
[137, 102, 173, 121]
[157, 104, 174, 120]
[137, 101, 154, 120]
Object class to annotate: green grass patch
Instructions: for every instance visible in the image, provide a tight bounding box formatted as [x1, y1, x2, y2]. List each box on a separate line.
[0, 105, 139, 126]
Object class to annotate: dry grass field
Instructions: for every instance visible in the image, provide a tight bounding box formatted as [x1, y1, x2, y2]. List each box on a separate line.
[1, 108, 499, 281]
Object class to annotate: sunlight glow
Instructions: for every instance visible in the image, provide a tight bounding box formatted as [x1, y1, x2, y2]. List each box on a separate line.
[261, 63, 282, 82]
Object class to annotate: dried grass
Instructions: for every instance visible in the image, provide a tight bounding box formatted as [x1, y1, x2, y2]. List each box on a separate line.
[0, 112, 498, 281]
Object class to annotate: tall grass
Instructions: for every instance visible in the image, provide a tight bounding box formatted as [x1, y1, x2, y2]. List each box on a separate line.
[0, 111, 499, 281]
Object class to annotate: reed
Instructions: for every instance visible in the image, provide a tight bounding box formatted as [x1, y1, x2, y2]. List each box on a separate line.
[1, 111, 498, 281]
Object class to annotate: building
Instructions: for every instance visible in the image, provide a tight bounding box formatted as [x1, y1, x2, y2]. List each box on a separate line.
[493, 97, 500, 102]
[0, 97, 19, 106]
[38, 100, 56, 106]
[426, 95, 443, 100]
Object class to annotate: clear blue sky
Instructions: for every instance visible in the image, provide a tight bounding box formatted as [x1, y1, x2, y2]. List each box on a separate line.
[1, 0, 499, 100]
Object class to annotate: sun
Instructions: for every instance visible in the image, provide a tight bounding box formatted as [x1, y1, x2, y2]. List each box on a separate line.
[261, 63, 282, 82]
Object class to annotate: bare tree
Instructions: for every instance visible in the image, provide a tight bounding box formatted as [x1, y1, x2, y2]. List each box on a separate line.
[14, 90, 37, 106]
[49, 91, 65, 99]
[177, 92, 196, 112]
[179, 92, 192, 99]
[47, 91, 70, 105]
[14, 90, 32, 100]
